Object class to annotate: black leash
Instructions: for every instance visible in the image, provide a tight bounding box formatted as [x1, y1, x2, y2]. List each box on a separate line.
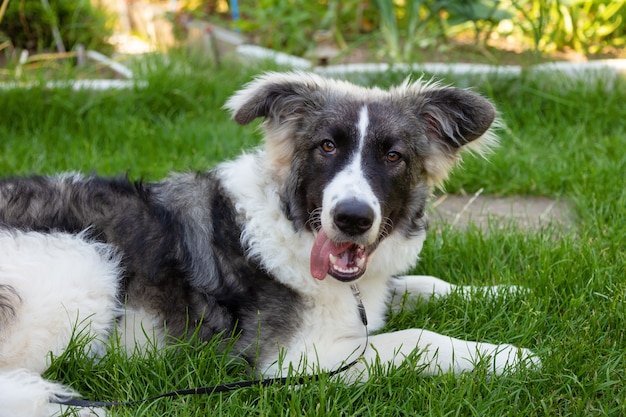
[53, 284, 369, 409]
[55, 360, 362, 408]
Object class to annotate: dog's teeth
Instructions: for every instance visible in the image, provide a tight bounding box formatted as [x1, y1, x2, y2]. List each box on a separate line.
[335, 265, 357, 274]
[356, 256, 366, 268]
[329, 254, 337, 265]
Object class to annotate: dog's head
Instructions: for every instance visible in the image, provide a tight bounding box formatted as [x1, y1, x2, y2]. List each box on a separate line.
[225, 72, 497, 282]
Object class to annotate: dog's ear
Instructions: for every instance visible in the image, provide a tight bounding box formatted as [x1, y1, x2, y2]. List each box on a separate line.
[225, 72, 326, 183]
[225, 72, 322, 126]
[420, 87, 496, 148]
[407, 85, 498, 186]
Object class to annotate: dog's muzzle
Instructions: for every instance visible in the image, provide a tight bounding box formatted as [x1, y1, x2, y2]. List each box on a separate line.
[310, 200, 377, 282]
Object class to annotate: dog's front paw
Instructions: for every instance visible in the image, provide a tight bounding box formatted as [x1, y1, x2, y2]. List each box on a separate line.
[458, 284, 531, 300]
[490, 344, 541, 375]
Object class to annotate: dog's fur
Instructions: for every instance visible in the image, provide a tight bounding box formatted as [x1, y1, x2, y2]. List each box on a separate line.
[0, 72, 538, 416]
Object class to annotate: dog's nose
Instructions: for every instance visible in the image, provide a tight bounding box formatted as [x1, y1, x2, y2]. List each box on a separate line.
[333, 200, 374, 236]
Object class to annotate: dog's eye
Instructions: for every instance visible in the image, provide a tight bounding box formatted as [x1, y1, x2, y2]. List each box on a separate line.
[386, 151, 401, 163]
[321, 140, 336, 154]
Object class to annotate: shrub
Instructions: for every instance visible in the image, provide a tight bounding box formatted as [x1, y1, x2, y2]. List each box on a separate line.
[1, 0, 113, 52]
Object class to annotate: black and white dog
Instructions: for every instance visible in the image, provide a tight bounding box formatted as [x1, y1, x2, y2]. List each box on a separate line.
[0, 72, 538, 416]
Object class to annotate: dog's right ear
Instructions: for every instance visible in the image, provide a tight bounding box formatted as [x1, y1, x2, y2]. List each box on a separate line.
[224, 72, 327, 183]
[225, 72, 323, 126]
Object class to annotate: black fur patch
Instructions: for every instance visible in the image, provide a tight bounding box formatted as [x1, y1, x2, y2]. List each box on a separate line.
[0, 284, 21, 328]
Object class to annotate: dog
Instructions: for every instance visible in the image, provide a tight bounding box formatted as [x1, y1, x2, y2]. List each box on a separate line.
[0, 72, 538, 416]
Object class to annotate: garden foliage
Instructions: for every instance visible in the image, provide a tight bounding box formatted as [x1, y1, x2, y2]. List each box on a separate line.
[228, 0, 626, 61]
[1, 0, 112, 52]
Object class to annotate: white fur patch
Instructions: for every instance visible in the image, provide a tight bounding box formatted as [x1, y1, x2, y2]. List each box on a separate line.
[357, 105, 369, 146]
[0, 230, 120, 417]
[0, 231, 121, 373]
[320, 106, 381, 245]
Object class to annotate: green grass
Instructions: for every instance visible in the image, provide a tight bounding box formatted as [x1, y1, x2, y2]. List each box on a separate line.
[1, 52, 626, 416]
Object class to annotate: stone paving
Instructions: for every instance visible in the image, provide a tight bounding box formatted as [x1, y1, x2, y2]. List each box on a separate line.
[431, 193, 574, 233]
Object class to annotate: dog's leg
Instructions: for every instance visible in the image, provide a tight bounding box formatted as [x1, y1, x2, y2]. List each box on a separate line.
[390, 275, 526, 309]
[367, 329, 537, 376]
[390, 275, 457, 303]
[327, 328, 539, 382]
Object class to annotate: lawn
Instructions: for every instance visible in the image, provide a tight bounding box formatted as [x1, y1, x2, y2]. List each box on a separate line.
[1, 53, 625, 416]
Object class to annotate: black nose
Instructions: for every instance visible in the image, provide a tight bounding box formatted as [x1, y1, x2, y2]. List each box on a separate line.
[333, 200, 375, 236]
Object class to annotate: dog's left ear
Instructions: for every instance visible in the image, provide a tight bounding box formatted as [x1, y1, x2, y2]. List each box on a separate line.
[420, 87, 496, 148]
[412, 86, 498, 185]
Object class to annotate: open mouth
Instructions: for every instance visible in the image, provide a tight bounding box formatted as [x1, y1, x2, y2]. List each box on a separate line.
[310, 228, 371, 282]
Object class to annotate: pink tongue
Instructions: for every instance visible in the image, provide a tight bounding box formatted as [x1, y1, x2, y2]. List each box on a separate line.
[310, 228, 353, 280]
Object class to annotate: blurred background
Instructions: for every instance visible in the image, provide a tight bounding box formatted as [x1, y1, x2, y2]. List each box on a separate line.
[1, 0, 625, 80]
